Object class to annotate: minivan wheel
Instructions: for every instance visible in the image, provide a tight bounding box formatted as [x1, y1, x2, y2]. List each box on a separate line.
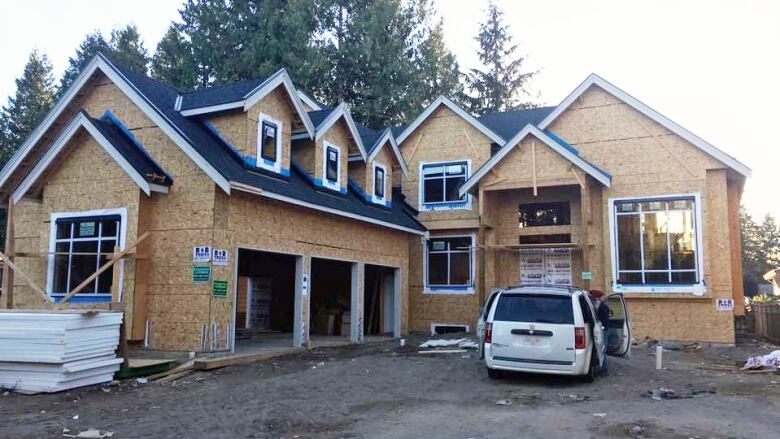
[487, 367, 501, 380]
[581, 348, 598, 383]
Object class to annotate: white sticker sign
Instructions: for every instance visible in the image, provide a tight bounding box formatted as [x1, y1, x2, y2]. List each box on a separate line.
[715, 299, 734, 311]
[193, 246, 212, 263]
[212, 249, 228, 266]
[301, 273, 309, 296]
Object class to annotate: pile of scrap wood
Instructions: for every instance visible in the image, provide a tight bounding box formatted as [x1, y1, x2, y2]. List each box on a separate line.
[0, 310, 123, 393]
[147, 360, 195, 383]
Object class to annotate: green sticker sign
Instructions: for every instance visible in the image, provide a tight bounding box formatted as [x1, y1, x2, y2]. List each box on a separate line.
[212, 280, 228, 298]
[581, 271, 592, 280]
[192, 265, 212, 284]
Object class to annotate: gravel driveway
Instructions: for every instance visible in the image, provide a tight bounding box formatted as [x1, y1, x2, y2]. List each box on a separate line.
[1, 335, 778, 438]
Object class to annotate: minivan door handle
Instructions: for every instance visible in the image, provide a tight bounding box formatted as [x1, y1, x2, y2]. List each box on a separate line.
[511, 329, 553, 336]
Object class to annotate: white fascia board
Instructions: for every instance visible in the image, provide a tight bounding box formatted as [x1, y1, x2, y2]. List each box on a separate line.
[12, 113, 154, 203]
[538, 73, 751, 178]
[367, 129, 409, 177]
[314, 103, 368, 160]
[229, 181, 426, 236]
[395, 96, 505, 146]
[459, 124, 611, 196]
[297, 89, 323, 111]
[180, 101, 243, 117]
[243, 68, 315, 139]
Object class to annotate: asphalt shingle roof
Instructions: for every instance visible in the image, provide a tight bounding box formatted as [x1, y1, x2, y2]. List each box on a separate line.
[477, 107, 557, 140]
[179, 76, 274, 111]
[103, 56, 424, 232]
[88, 112, 173, 185]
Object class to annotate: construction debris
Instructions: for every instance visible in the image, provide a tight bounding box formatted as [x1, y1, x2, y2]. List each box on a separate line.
[418, 349, 468, 355]
[419, 338, 479, 350]
[743, 350, 780, 371]
[495, 399, 512, 406]
[148, 360, 194, 384]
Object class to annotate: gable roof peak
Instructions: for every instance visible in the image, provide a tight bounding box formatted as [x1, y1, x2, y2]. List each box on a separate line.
[395, 95, 504, 146]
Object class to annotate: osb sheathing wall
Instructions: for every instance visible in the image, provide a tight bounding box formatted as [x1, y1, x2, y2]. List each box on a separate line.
[398, 106, 491, 226]
[316, 120, 355, 189]
[9, 134, 141, 328]
[545, 85, 741, 343]
[207, 86, 294, 170]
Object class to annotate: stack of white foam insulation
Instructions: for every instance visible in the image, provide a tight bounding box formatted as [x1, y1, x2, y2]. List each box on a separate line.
[0, 310, 123, 393]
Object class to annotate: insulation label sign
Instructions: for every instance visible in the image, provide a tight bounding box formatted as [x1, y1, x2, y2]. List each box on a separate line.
[79, 222, 96, 236]
[193, 246, 212, 263]
[212, 249, 228, 266]
[212, 280, 228, 298]
[192, 265, 212, 284]
[519, 248, 572, 286]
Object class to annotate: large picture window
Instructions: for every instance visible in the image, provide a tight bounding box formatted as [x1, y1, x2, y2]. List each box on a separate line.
[425, 235, 474, 292]
[519, 202, 571, 228]
[420, 161, 468, 208]
[611, 195, 701, 290]
[49, 212, 124, 299]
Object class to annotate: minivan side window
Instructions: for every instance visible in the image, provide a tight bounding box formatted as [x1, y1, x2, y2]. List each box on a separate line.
[484, 291, 500, 319]
[578, 295, 594, 325]
[493, 294, 574, 324]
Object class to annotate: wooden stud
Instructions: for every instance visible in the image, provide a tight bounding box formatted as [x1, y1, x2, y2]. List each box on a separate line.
[406, 133, 424, 163]
[0, 250, 51, 304]
[531, 140, 538, 197]
[3, 197, 14, 309]
[110, 245, 121, 303]
[632, 113, 696, 178]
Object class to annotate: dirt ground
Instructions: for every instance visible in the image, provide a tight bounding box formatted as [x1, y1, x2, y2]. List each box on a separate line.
[1, 334, 779, 439]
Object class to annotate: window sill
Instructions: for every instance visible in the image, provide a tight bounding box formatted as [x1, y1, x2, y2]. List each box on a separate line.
[420, 201, 471, 212]
[51, 294, 112, 303]
[424, 287, 475, 295]
[613, 283, 707, 297]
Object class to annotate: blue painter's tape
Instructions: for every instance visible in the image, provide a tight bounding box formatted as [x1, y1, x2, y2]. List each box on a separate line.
[281, 168, 290, 177]
[52, 295, 112, 303]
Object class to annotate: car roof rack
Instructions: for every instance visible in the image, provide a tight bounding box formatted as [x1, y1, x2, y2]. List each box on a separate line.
[500, 284, 581, 293]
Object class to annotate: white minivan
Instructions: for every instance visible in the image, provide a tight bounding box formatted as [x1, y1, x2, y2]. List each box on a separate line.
[478, 286, 631, 382]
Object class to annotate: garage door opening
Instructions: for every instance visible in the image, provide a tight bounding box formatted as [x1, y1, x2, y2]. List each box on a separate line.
[310, 258, 353, 340]
[364, 265, 397, 336]
[234, 249, 297, 348]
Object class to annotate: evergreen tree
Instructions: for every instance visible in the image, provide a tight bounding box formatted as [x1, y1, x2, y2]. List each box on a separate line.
[108, 25, 151, 74]
[465, 1, 536, 115]
[741, 209, 780, 295]
[151, 27, 199, 90]
[0, 50, 56, 165]
[58, 26, 150, 96]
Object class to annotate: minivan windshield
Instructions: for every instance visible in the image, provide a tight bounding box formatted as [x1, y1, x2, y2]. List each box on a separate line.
[493, 294, 574, 324]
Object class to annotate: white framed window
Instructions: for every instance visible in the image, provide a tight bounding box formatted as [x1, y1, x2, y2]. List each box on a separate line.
[608, 193, 705, 294]
[372, 162, 387, 204]
[418, 160, 471, 211]
[322, 141, 341, 191]
[423, 234, 475, 294]
[257, 113, 283, 173]
[46, 208, 128, 302]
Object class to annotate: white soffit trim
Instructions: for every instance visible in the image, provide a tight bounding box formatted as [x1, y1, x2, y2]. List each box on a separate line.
[314, 103, 368, 160]
[12, 112, 157, 203]
[0, 54, 232, 195]
[243, 68, 315, 138]
[538, 73, 751, 177]
[395, 96, 505, 146]
[459, 124, 612, 196]
[229, 182, 426, 236]
[179, 101, 243, 116]
[297, 89, 323, 111]
[367, 129, 409, 177]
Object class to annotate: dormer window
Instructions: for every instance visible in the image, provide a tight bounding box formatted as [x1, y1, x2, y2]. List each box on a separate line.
[323, 142, 341, 190]
[257, 114, 282, 172]
[372, 163, 386, 204]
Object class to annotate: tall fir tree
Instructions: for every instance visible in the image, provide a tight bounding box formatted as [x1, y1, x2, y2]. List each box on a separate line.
[465, 1, 536, 115]
[58, 25, 150, 96]
[740, 209, 780, 295]
[0, 50, 56, 165]
[151, 27, 199, 90]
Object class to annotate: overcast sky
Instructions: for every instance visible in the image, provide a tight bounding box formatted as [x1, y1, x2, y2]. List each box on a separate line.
[0, 0, 777, 220]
